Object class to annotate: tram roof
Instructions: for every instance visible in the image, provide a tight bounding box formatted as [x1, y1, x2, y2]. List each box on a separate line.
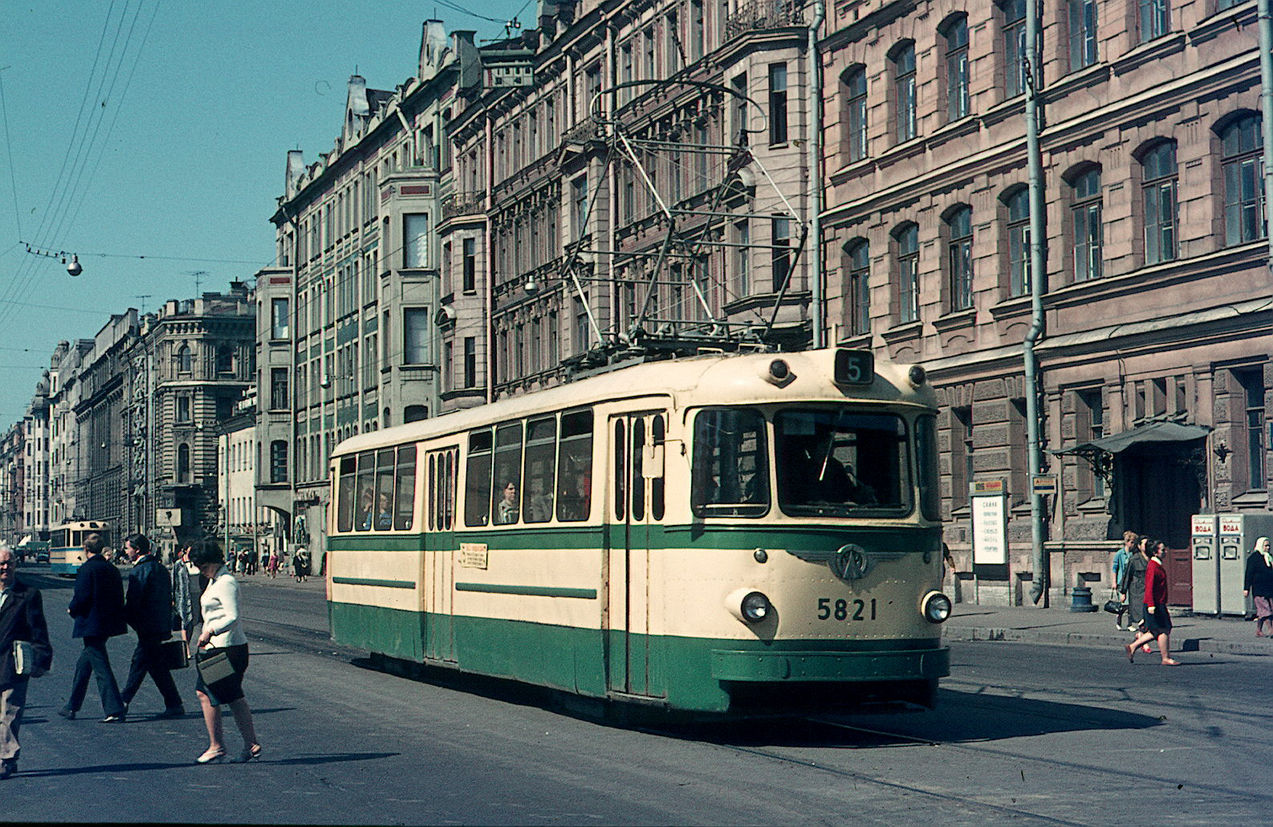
[333, 348, 935, 457]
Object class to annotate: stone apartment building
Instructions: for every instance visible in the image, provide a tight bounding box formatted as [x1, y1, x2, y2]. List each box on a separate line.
[820, 0, 1272, 604]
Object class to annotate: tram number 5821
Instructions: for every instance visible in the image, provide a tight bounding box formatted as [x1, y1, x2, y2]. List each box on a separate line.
[816, 597, 878, 621]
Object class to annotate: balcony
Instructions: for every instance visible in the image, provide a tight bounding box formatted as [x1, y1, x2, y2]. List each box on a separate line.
[442, 192, 484, 222]
[725, 0, 805, 39]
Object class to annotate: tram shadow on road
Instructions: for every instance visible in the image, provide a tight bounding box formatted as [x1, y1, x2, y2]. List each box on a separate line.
[676, 689, 1165, 749]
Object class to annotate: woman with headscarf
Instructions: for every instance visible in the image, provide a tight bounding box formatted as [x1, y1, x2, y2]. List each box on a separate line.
[1243, 536, 1273, 637]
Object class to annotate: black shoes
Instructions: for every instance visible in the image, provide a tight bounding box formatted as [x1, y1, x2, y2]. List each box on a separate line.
[0, 759, 15, 779]
[56, 708, 75, 720]
[157, 706, 185, 719]
[101, 714, 125, 723]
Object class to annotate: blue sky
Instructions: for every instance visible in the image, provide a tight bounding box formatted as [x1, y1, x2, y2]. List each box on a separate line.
[0, 0, 531, 424]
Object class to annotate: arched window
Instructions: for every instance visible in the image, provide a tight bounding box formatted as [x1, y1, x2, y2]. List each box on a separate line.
[177, 344, 192, 374]
[842, 66, 868, 162]
[941, 15, 969, 121]
[893, 223, 920, 323]
[844, 240, 870, 336]
[1140, 140, 1178, 264]
[1004, 187, 1031, 296]
[1220, 114, 1265, 246]
[945, 205, 973, 310]
[1069, 166, 1103, 281]
[890, 42, 916, 143]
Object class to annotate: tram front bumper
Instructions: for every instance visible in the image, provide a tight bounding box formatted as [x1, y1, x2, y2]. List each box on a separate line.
[709, 645, 949, 682]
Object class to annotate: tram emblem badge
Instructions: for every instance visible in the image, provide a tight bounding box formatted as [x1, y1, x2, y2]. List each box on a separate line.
[830, 544, 871, 582]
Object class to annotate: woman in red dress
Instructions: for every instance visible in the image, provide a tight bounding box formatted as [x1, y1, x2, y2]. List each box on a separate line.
[1126, 539, 1180, 665]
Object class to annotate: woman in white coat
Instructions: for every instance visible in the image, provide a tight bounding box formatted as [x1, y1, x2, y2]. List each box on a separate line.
[190, 541, 261, 764]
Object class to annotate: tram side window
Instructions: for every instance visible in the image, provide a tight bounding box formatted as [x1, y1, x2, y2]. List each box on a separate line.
[336, 456, 356, 532]
[557, 410, 593, 521]
[428, 448, 456, 531]
[523, 417, 556, 523]
[395, 445, 416, 530]
[632, 418, 646, 521]
[444, 449, 456, 529]
[464, 430, 493, 526]
[374, 449, 395, 530]
[651, 415, 666, 521]
[492, 422, 524, 525]
[915, 415, 940, 521]
[613, 420, 626, 522]
[428, 454, 438, 531]
[691, 408, 769, 517]
[356, 452, 376, 531]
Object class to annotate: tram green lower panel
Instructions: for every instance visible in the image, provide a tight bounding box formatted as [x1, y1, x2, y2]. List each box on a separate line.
[328, 602, 425, 663]
[330, 601, 949, 714]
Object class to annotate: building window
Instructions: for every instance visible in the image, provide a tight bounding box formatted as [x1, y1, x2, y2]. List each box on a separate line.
[1237, 369, 1267, 490]
[734, 218, 750, 296]
[1071, 167, 1103, 281]
[177, 443, 191, 484]
[463, 337, 477, 388]
[176, 395, 191, 424]
[572, 175, 589, 241]
[404, 405, 428, 424]
[1139, 0, 1170, 43]
[215, 345, 234, 375]
[403, 309, 428, 365]
[942, 15, 969, 122]
[1141, 141, 1178, 265]
[1222, 115, 1266, 246]
[843, 66, 868, 162]
[946, 205, 973, 311]
[1006, 187, 1032, 297]
[1078, 388, 1105, 499]
[768, 63, 788, 145]
[892, 42, 917, 143]
[771, 216, 791, 291]
[574, 297, 590, 354]
[1003, 0, 1027, 98]
[403, 213, 429, 268]
[270, 298, 289, 340]
[177, 344, 192, 374]
[951, 406, 973, 512]
[895, 223, 919, 324]
[1068, 0, 1097, 70]
[462, 237, 477, 292]
[845, 239, 870, 336]
[270, 367, 289, 411]
[269, 440, 288, 484]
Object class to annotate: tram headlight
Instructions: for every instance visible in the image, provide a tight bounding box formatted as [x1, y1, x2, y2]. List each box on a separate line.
[740, 591, 772, 623]
[921, 591, 952, 624]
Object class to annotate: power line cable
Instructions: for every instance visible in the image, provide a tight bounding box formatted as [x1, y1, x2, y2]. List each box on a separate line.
[0, 67, 22, 241]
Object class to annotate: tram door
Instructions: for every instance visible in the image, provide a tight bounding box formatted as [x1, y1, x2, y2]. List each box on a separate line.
[424, 448, 457, 663]
[606, 411, 667, 699]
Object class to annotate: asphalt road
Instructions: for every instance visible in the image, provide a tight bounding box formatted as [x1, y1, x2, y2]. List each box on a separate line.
[4, 568, 1268, 824]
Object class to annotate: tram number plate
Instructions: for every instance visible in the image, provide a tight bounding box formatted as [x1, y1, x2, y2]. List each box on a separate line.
[816, 597, 877, 621]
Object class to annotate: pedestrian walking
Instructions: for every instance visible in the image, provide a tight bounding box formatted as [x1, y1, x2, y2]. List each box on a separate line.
[1119, 534, 1151, 648]
[1112, 531, 1137, 631]
[190, 541, 262, 765]
[0, 547, 53, 779]
[1126, 538, 1180, 665]
[60, 533, 128, 722]
[118, 534, 184, 719]
[1243, 536, 1273, 637]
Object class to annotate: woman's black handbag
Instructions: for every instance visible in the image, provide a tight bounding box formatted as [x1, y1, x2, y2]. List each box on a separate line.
[158, 639, 189, 670]
[1103, 599, 1126, 615]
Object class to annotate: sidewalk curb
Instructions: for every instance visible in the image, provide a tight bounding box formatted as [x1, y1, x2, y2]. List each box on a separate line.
[944, 626, 1271, 657]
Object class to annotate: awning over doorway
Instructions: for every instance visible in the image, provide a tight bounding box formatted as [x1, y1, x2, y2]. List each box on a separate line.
[1056, 421, 1212, 457]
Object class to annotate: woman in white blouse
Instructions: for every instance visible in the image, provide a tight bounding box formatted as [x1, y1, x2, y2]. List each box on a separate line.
[191, 541, 261, 764]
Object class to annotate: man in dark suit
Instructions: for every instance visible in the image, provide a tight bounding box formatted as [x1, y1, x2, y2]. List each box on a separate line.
[0, 546, 53, 779]
[119, 534, 184, 718]
[60, 533, 127, 722]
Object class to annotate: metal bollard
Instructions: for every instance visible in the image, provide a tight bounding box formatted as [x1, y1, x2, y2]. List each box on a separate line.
[1069, 584, 1098, 612]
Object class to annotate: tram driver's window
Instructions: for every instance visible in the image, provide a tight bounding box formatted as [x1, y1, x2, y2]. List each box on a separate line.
[557, 409, 593, 521]
[465, 430, 493, 527]
[691, 408, 769, 517]
[336, 456, 356, 532]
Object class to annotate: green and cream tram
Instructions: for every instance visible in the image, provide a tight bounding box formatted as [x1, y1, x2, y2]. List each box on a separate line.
[49, 521, 112, 576]
[327, 347, 951, 715]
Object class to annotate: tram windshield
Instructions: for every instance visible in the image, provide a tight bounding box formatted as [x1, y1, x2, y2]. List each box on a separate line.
[774, 409, 911, 517]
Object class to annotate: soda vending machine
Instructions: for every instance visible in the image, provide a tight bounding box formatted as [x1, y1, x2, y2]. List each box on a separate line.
[1217, 513, 1273, 616]
[1190, 514, 1220, 615]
